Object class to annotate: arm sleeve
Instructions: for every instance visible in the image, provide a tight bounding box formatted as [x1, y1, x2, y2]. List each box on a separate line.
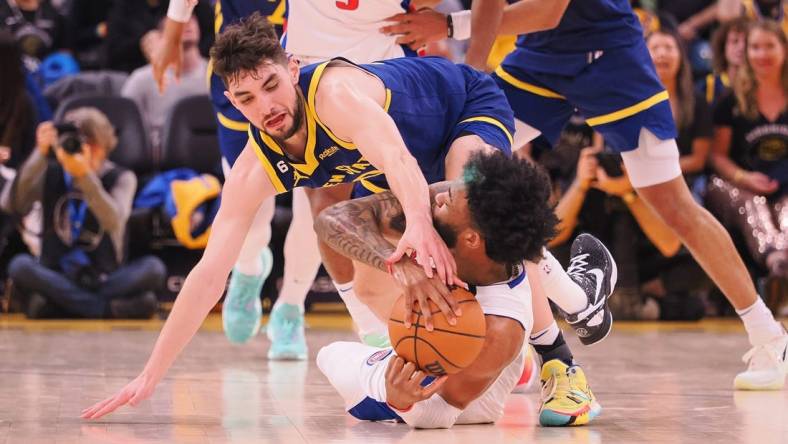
[73, 169, 136, 233]
[9, 150, 48, 216]
[396, 395, 463, 429]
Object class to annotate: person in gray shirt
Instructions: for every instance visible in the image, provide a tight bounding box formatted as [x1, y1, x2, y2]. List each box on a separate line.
[122, 14, 207, 151]
[4, 107, 166, 318]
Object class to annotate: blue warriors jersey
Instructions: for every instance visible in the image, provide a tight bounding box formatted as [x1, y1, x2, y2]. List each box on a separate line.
[215, 0, 286, 35]
[696, 73, 730, 107]
[515, 0, 643, 56]
[248, 57, 513, 194]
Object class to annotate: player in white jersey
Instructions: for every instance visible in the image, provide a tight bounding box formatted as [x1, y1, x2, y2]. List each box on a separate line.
[314, 152, 614, 427]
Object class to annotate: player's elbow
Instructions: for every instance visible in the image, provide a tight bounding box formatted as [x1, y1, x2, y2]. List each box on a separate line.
[313, 205, 341, 243]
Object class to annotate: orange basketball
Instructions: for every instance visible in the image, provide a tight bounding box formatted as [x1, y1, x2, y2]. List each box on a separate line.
[388, 287, 486, 376]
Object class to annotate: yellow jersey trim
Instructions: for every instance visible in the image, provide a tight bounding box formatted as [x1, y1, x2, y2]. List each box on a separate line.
[494, 66, 565, 99]
[217, 112, 249, 132]
[255, 96, 319, 175]
[307, 61, 393, 151]
[357, 177, 388, 194]
[459, 116, 514, 146]
[586, 91, 670, 127]
[269, 0, 286, 25]
[705, 74, 715, 104]
[248, 129, 287, 193]
[721, 72, 730, 88]
[214, 1, 223, 35]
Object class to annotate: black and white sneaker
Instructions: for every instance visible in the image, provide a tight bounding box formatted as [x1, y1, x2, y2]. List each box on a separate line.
[564, 234, 618, 346]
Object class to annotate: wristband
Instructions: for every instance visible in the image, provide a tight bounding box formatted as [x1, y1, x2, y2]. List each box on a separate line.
[733, 169, 745, 184]
[387, 401, 413, 413]
[450, 10, 472, 41]
[166, 0, 197, 23]
[446, 14, 454, 39]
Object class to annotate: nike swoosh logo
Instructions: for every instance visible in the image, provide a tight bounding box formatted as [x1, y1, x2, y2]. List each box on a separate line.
[588, 269, 605, 304]
[782, 343, 787, 362]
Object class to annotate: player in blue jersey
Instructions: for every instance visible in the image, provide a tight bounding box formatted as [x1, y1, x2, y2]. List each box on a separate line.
[78, 14, 529, 419]
[387, 0, 788, 390]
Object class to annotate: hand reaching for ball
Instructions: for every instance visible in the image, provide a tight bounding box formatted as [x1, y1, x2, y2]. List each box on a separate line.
[388, 258, 461, 331]
[385, 356, 447, 411]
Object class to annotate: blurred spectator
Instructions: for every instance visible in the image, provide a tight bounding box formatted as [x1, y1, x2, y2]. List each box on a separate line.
[699, 17, 752, 106]
[0, 31, 38, 170]
[658, 0, 719, 43]
[719, 0, 788, 35]
[68, 0, 111, 69]
[709, 19, 788, 281]
[4, 108, 166, 319]
[105, 0, 214, 73]
[0, 0, 68, 64]
[122, 15, 207, 150]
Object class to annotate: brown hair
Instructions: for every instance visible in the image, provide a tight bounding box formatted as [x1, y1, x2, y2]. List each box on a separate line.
[63, 107, 118, 152]
[734, 20, 788, 120]
[210, 12, 287, 88]
[711, 17, 753, 74]
[647, 28, 696, 129]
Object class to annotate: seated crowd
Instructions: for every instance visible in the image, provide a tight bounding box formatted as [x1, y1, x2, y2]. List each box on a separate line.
[0, 0, 784, 320]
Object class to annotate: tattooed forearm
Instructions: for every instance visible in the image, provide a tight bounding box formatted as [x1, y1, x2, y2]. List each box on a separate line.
[314, 181, 453, 271]
[314, 192, 407, 272]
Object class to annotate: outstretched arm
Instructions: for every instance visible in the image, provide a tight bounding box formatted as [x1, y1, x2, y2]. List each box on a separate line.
[81, 143, 278, 419]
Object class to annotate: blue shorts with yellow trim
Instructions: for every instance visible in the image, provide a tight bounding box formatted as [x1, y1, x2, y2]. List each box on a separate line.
[352, 71, 514, 198]
[210, 70, 250, 166]
[494, 39, 676, 152]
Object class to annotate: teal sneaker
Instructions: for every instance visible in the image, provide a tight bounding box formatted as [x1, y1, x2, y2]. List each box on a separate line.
[361, 333, 391, 348]
[266, 303, 308, 360]
[222, 247, 273, 344]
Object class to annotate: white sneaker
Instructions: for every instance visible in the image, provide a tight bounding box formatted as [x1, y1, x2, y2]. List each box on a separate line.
[734, 333, 788, 390]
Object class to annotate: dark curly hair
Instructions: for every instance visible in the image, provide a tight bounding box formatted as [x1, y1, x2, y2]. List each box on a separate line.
[210, 12, 287, 88]
[463, 151, 557, 267]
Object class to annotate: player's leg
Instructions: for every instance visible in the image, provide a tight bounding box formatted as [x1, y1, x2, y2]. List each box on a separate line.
[492, 69, 618, 345]
[212, 71, 275, 343]
[526, 262, 602, 427]
[304, 185, 390, 348]
[316, 342, 401, 420]
[574, 41, 786, 389]
[623, 136, 787, 389]
[266, 187, 321, 360]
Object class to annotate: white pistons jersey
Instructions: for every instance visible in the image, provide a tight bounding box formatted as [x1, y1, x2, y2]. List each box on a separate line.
[475, 265, 533, 334]
[284, 0, 412, 63]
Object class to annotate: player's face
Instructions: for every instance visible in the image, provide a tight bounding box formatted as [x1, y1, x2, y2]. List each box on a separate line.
[726, 31, 746, 68]
[432, 182, 472, 251]
[747, 28, 786, 78]
[182, 16, 200, 46]
[226, 59, 304, 140]
[647, 32, 680, 82]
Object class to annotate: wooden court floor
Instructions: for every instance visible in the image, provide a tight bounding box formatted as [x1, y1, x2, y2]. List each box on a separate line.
[1, 314, 787, 444]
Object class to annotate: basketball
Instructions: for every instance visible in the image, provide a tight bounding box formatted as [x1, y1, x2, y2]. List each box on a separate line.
[388, 287, 486, 376]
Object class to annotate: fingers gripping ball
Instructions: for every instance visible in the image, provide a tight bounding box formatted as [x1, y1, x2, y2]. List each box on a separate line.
[388, 287, 486, 376]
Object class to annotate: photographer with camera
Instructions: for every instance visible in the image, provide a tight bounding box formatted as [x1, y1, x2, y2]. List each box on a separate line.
[4, 107, 165, 319]
[535, 119, 684, 320]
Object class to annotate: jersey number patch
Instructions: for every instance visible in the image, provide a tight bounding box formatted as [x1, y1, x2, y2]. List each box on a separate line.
[276, 161, 289, 173]
[335, 0, 359, 11]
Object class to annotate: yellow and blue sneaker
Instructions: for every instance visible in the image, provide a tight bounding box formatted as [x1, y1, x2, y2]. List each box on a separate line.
[539, 359, 601, 426]
[267, 303, 308, 360]
[222, 247, 273, 344]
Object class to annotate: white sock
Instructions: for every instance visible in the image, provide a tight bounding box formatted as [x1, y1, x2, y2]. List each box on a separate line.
[537, 250, 588, 314]
[529, 320, 560, 346]
[274, 188, 322, 312]
[736, 298, 785, 346]
[333, 280, 387, 338]
[235, 198, 275, 276]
